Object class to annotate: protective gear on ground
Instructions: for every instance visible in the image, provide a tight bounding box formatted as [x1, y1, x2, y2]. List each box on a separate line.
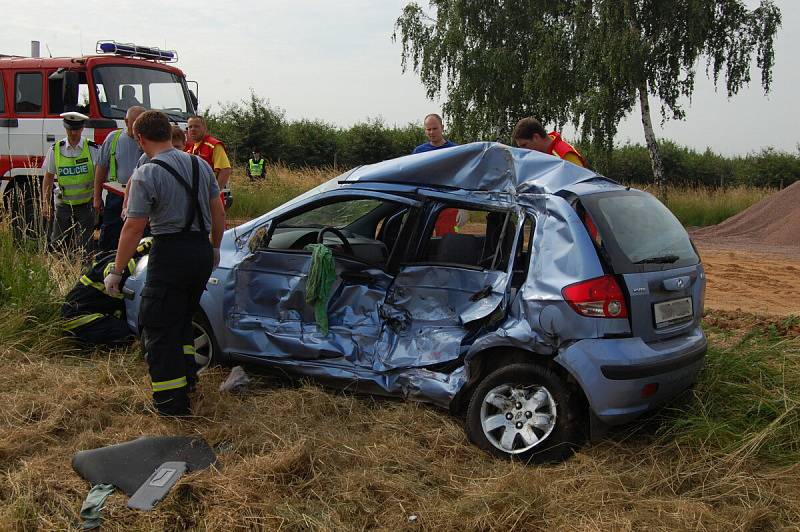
[61, 249, 144, 346]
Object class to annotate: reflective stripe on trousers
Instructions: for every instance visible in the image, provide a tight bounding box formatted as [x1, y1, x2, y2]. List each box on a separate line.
[152, 376, 188, 392]
[63, 313, 104, 331]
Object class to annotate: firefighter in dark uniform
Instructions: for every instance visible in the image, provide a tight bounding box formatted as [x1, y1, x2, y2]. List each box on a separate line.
[104, 111, 225, 417]
[61, 237, 153, 345]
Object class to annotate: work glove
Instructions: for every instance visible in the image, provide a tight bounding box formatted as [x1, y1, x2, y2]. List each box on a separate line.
[213, 248, 221, 270]
[104, 271, 123, 297]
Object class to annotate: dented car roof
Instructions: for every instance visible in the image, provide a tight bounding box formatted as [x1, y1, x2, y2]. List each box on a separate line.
[343, 141, 610, 194]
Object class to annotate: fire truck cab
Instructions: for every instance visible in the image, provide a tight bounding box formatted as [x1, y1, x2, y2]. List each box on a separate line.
[0, 41, 197, 227]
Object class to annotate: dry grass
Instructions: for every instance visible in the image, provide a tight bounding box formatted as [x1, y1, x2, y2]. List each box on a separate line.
[0, 326, 798, 531]
[1, 249, 798, 531]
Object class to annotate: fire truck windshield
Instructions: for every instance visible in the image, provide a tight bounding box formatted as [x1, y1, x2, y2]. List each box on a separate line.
[92, 65, 193, 120]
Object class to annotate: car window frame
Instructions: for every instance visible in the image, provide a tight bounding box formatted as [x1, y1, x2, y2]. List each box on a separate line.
[406, 200, 517, 272]
[252, 190, 421, 272]
[579, 189, 700, 273]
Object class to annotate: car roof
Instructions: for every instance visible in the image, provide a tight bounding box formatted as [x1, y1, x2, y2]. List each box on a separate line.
[340, 141, 618, 195]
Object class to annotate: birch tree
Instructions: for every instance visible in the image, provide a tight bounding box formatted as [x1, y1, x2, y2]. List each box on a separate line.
[395, 0, 781, 198]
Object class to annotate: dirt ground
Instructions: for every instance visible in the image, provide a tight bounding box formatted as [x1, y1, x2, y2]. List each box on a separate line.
[693, 234, 800, 316]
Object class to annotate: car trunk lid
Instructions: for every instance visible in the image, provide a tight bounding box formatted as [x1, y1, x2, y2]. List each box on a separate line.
[577, 189, 705, 343]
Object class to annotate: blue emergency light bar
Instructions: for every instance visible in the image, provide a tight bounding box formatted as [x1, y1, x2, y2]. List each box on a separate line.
[96, 41, 178, 62]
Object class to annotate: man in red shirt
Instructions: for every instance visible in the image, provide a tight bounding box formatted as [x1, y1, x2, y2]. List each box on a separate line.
[185, 116, 232, 188]
[512, 117, 588, 168]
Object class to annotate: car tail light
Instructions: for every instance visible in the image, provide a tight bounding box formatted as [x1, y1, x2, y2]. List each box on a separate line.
[562, 275, 628, 319]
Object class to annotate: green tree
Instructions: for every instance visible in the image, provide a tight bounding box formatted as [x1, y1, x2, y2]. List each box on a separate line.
[205, 91, 286, 164]
[395, 0, 781, 198]
[283, 119, 341, 168]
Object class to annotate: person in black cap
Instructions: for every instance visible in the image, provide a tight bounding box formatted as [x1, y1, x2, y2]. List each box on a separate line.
[61, 237, 153, 346]
[42, 112, 100, 252]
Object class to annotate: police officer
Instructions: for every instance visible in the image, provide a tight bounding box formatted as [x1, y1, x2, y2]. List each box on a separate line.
[42, 112, 100, 252]
[246, 148, 266, 180]
[104, 111, 225, 417]
[93, 106, 146, 251]
[62, 237, 153, 346]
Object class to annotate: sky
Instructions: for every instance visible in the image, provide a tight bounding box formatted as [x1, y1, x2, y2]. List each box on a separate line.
[2, 0, 797, 156]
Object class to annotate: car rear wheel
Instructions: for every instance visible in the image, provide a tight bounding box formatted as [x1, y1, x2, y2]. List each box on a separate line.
[466, 363, 582, 463]
[192, 313, 221, 373]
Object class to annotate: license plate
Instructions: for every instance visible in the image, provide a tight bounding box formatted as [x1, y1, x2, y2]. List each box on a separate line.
[653, 297, 693, 328]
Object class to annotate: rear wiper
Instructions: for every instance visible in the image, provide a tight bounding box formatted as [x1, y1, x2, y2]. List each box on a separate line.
[634, 254, 680, 264]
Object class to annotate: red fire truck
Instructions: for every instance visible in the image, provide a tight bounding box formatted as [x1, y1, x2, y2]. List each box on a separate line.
[0, 41, 198, 227]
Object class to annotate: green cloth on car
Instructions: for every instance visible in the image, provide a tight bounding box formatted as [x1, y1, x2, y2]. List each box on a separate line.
[304, 244, 337, 334]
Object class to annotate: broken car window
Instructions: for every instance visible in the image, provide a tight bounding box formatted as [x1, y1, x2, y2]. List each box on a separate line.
[416, 208, 517, 271]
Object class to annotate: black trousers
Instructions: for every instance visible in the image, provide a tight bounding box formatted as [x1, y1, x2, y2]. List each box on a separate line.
[139, 232, 212, 415]
[71, 315, 134, 346]
[98, 194, 124, 252]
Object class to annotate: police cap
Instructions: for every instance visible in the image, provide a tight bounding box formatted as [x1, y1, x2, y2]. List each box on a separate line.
[60, 112, 90, 130]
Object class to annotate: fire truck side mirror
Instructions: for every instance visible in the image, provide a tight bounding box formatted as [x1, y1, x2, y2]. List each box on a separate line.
[63, 71, 80, 109]
[188, 89, 198, 112]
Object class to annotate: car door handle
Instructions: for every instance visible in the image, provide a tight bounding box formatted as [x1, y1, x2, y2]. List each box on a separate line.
[46, 134, 56, 142]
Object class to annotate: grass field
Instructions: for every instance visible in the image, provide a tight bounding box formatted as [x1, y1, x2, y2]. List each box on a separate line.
[0, 168, 796, 529]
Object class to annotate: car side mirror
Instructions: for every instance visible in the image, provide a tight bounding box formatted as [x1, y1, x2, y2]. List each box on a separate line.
[247, 221, 272, 252]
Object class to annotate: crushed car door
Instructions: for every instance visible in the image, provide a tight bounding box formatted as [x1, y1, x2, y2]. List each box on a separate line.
[373, 203, 522, 371]
[227, 191, 420, 363]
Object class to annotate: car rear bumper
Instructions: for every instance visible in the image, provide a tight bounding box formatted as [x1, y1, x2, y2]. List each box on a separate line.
[554, 326, 707, 425]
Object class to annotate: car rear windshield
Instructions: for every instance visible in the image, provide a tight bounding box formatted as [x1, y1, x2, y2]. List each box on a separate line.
[580, 190, 699, 273]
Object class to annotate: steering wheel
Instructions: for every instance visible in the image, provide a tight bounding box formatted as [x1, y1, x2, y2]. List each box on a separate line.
[317, 226, 354, 256]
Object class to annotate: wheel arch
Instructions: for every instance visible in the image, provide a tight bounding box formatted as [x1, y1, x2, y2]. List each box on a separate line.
[450, 346, 589, 417]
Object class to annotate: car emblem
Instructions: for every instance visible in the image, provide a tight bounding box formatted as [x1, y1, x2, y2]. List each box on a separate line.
[676, 278, 685, 288]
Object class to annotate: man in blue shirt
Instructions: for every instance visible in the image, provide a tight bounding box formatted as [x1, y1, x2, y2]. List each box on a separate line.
[412, 113, 457, 154]
[411, 113, 466, 234]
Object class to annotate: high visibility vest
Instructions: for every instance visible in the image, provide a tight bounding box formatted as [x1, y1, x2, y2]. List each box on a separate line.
[108, 129, 123, 182]
[54, 138, 95, 205]
[547, 131, 588, 168]
[185, 134, 224, 170]
[248, 158, 265, 176]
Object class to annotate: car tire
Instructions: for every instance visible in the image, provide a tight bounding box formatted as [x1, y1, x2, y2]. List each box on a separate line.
[466, 362, 583, 463]
[192, 312, 223, 372]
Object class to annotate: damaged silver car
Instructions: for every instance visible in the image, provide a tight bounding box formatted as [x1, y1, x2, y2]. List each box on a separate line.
[125, 142, 707, 462]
